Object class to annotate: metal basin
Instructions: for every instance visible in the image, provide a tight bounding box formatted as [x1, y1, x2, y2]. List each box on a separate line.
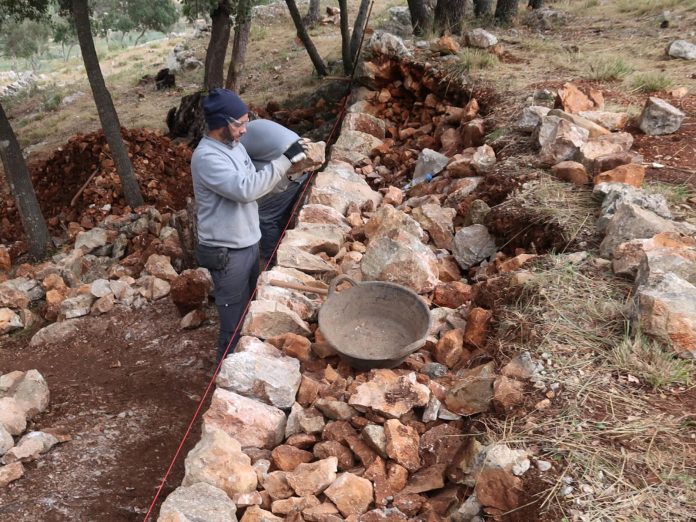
[318, 275, 431, 370]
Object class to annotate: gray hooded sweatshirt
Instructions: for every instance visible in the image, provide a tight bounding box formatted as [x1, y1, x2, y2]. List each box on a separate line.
[191, 135, 291, 249]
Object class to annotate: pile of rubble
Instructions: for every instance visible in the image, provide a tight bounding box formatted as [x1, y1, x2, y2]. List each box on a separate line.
[157, 31, 695, 521]
[0, 369, 68, 488]
[0, 128, 193, 242]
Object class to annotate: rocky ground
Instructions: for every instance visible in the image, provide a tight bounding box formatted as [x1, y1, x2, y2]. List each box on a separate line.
[1, 3, 696, 522]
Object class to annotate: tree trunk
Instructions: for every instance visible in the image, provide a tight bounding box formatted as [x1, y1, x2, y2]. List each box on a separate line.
[495, 0, 518, 24]
[71, 0, 143, 209]
[0, 103, 50, 259]
[434, 0, 467, 35]
[303, 0, 321, 28]
[225, 0, 252, 92]
[285, 0, 328, 76]
[528, 0, 542, 8]
[349, 0, 371, 65]
[337, 0, 353, 75]
[473, 0, 492, 17]
[204, 0, 232, 90]
[407, 0, 431, 35]
[134, 29, 146, 46]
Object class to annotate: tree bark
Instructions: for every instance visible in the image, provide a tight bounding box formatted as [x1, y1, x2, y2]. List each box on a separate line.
[349, 0, 371, 65]
[204, 0, 232, 90]
[473, 0, 493, 17]
[71, 0, 143, 209]
[303, 0, 321, 28]
[494, 0, 518, 24]
[285, 0, 328, 76]
[407, 0, 431, 35]
[528, 0, 542, 8]
[337, 0, 353, 75]
[434, 0, 467, 35]
[0, 103, 50, 259]
[225, 0, 252, 92]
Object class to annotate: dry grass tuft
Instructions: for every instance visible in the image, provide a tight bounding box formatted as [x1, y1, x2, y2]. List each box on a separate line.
[585, 55, 634, 82]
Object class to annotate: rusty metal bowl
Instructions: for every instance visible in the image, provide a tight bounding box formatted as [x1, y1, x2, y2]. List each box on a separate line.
[318, 275, 431, 370]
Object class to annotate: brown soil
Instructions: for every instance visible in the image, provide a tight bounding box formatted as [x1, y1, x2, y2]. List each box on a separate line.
[0, 300, 217, 520]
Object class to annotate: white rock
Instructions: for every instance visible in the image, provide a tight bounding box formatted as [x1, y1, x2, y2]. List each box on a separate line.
[0, 308, 23, 335]
[638, 97, 685, 136]
[667, 39, 696, 60]
[75, 228, 107, 253]
[452, 225, 497, 270]
[467, 28, 498, 48]
[158, 482, 238, 522]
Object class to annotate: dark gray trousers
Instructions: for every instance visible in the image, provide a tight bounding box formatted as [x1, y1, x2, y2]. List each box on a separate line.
[258, 179, 307, 262]
[209, 242, 260, 361]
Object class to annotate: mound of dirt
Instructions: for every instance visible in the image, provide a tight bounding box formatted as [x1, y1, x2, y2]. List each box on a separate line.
[1, 128, 193, 241]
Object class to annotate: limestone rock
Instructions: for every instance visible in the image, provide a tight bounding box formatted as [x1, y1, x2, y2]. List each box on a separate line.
[276, 244, 338, 276]
[29, 320, 82, 347]
[262, 471, 294, 500]
[2, 431, 59, 464]
[314, 399, 357, 421]
[413, 148, 449, 179]
[180, 309, 206, 329]
[313, 440, 355, 470]
[555, 82, 602, 114]
[324, 472, 374, 517]
[285, 457, 338, 496]
[0, 425, 12, 456]
[203, 389, 286, 449]
[368, 30, 411, 57]
[471, 144, 496, 174]
[8, 369, 49, 419]
[0, 462, 24, 488]
[501, 352, 541, 380]
[349, 370, 430, 418]
[466, 28, 498, 48]
[361, 229, 439, 294]
[0, 397, 26, 435]
[287, 141, 326, 175]
[284, 224, 347, 257]
[667, 39, 696, 60]
[539, 118, 590, 165]
[638, 97, 685, 136]
[75, 228, 107, 253]
[240, 506, 282, 522]
[452, 225, 497, 270]
[271, 495, 321, 515]
[217, 350, 301, 409]
[445, 362, 496, 415]
[384, 419, 420, 471]
[362, 425, 388, 458]
[365, 206, 426, 242]
[443, 178, 483, 208]
[408, 204, 455, 250]
[599, 203, 681, 258]
[0, 247, 10, 273]
[576, 132, 634, 172]
[136, 276, 171, 300]
[492, 376, 525, 413]
[0, 308, 22, 334]
[636, 272, 696, 358]
[0, 284, 30, 310]
[242, 300, 311, 339]
[475, 467, 523, 513]
[595, 183, 672, 233]
[342, 112, 386, 140]
[578, 110, 628, 131]
[333, 130, 383, 163]
[297, 204, 351, 233]
[308, 161, 381, 214]
[515, 106, 550, 133]
[158, 482, 238, 522]
[271, 444, 314, 472]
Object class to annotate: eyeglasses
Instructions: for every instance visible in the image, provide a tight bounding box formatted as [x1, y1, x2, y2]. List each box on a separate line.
[226, 116, 247, 129]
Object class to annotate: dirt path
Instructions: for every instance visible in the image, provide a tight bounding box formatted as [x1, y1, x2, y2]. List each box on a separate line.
[0, 301, 217, 521]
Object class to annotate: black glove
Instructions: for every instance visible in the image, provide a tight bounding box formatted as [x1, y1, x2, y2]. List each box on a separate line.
[283, 139, 308, 164]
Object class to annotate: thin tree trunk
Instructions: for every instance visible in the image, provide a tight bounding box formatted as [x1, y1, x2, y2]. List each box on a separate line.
[134, 29, 146, 46]
[528, 0, 542, 8]
[225, 0, 252, 92]
[337, 0, 353, 75]
[434, 0, 467, 35]
[406, 0, 431, 36]
[349, 0, 371, 65]
[285, 0, 328, 76]
[0, 103, 50, 259]
[303, 0, 321, 28]
[204, 0, 232, 90]
[473, 0, 492, 16]
[71, 0, 143, 209]
[495, 0, 518, 24]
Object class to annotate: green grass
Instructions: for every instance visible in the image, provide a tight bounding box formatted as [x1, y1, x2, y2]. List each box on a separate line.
[627, 72, 674, 93]
[644, 182, 695, 205]
[452, 48, 499, 74]
[610, 333, 693, 389]
[586, 55, 634, 81]
[617, 0, 696, 15]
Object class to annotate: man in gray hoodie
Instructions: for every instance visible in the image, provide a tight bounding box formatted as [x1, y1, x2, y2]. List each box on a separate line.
[191, 88, 306, 361]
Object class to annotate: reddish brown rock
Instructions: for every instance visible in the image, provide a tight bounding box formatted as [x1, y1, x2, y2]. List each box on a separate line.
[303, 502, 341, 521]
[262, 471, 294, 500]
[285, 457, 338, 497]
[434, 329, 465, 368]
[268, 333, 313, 362]
[445, 362, 496, 416]
[384, 419, 421, 472]
[437, 256, 462, 283]
[382, 186, 404, 206]
[240, 506, 282, 521]
[170, 269, 211, 315]
[556, 82, 602, 114]
[492, 376, 525, 413]
[475, 467, 523, 512]
[463, 307, 492, 349]
[593, 163, 645, 188]
[272, 445, 314, 472]
[392, 494, 427, 517]
[271, 495, 321, 515]
[593, 152, 634, 175]
[432, 282, 472, 308]
[323, 421, 358, 444]
[551, 161, 589, 186]
[419, 423, 464, 467]
[0, 462, 24, 488]
[345, 434, 379, 468]
[313, 441, 355, 471]
[286, 433, 318, 450]
[401, 464, 446, 494]
[324, 472, 374, 517]
[297, 375, 322, 407]
[462, 119, 485, 148]
[0, 247, 10, 273]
